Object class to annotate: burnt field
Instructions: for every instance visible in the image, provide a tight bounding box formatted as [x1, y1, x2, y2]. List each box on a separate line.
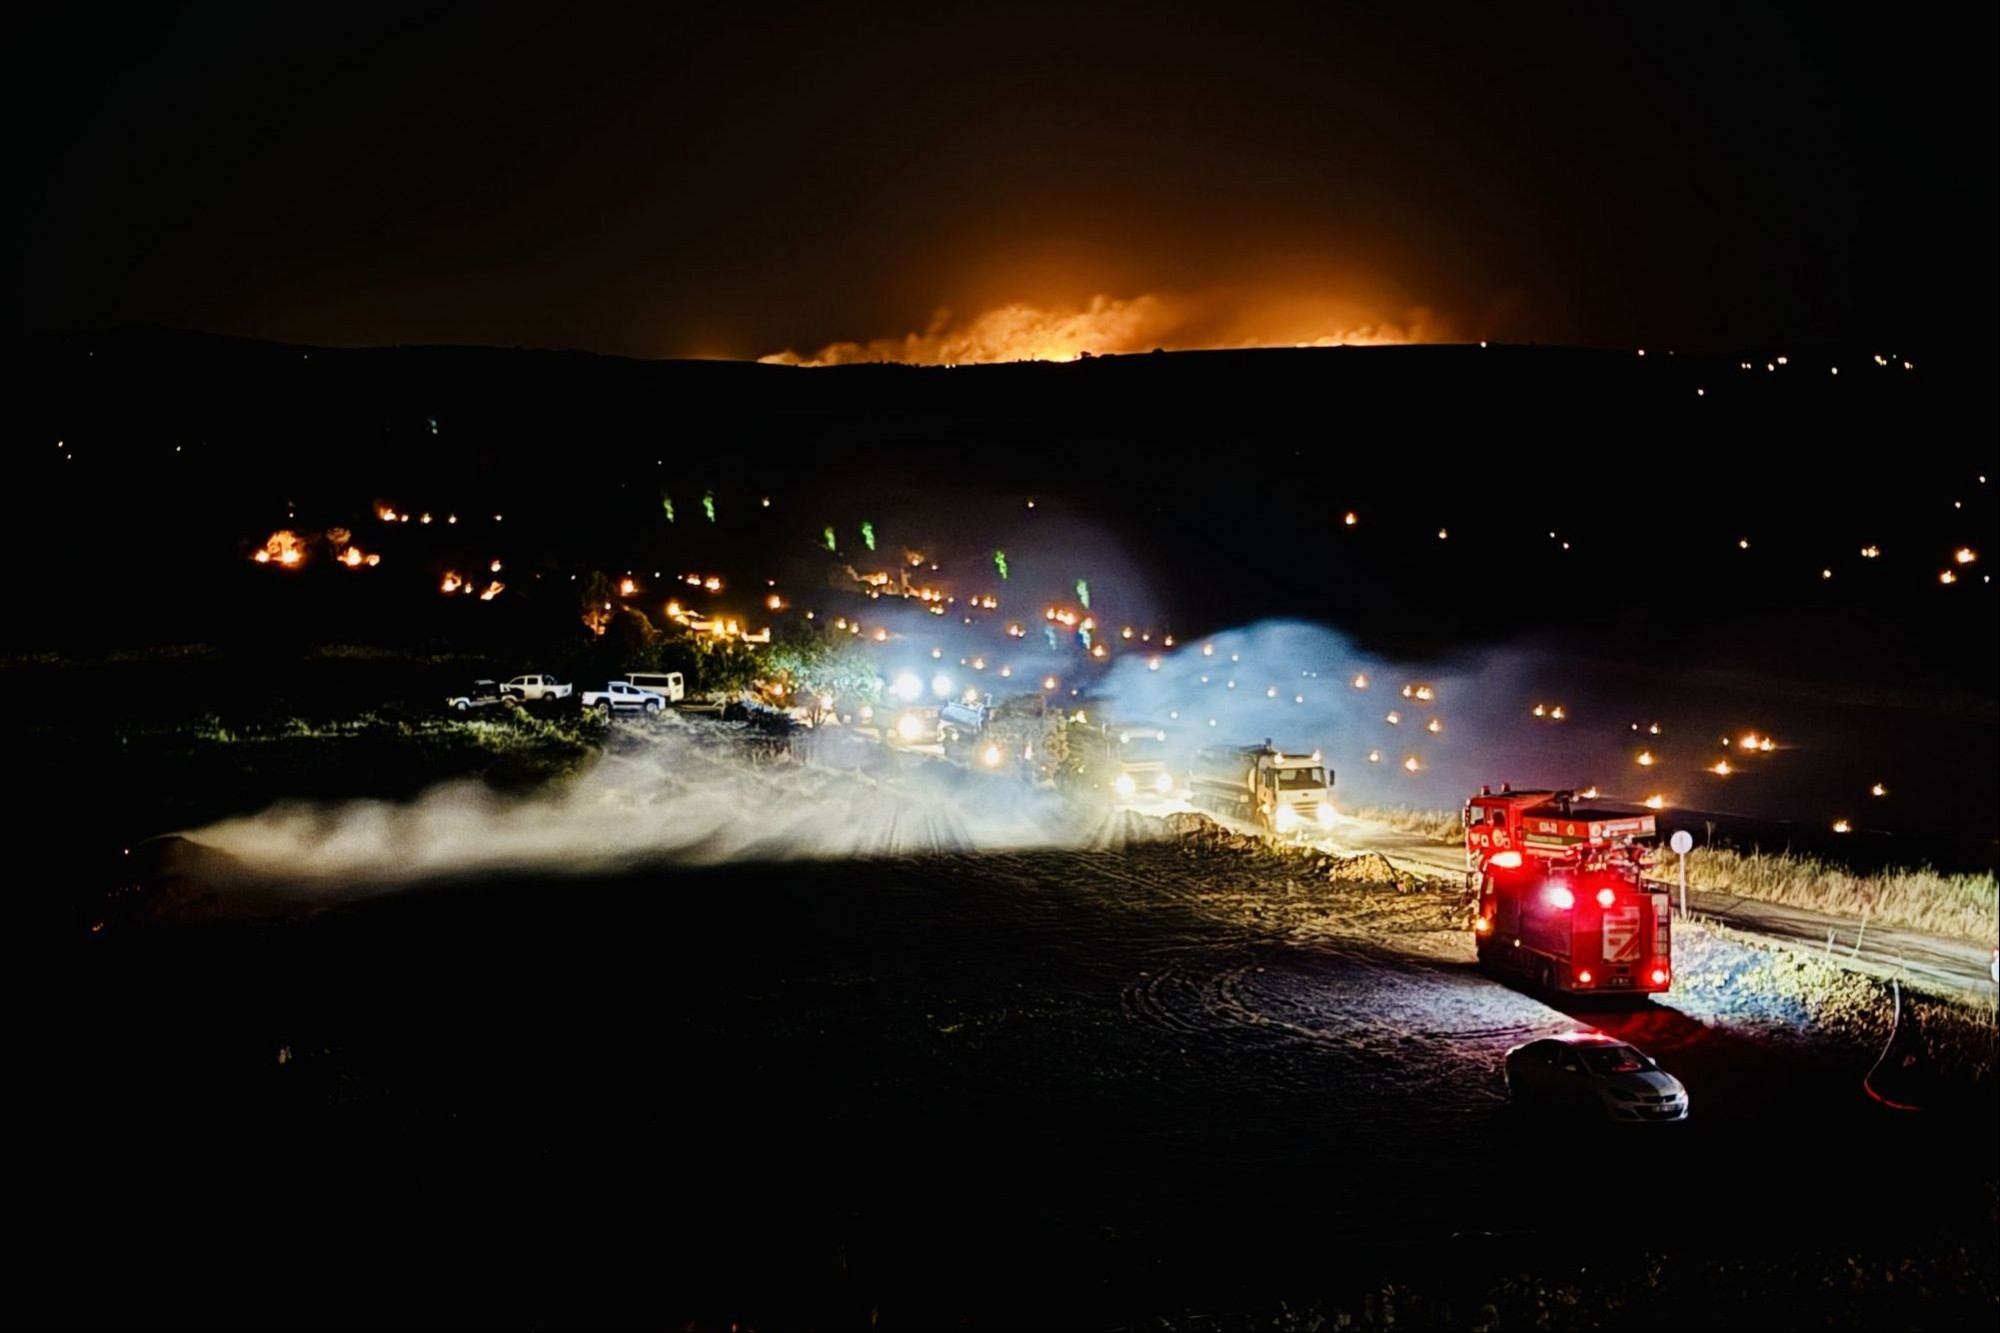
[62, 833, 1998, 1329]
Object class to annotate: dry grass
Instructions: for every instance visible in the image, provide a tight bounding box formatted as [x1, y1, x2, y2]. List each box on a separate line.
[1349, 804, 1465, 843]
[1352, 803, 1997, 945]
[1671, 845, 1997, 944]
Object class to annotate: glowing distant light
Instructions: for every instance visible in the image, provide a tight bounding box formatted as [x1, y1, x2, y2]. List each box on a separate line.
[1832, 819, 1852, 834]
[1860, 545, 1880, 558]
[1368, 750, 1381, 763]
[1637, 751, 1655, 767]
[1830, 366, 1839, 375]
[1043, 677, 1057, 691]
[1775, 356, 1788, 365]
[1647, 723, 1659, 735]
[1870, 783, 1887, 797]
[1386, 711, 1401, 725]
[998, 666, 1011, 678]
[1148, 657, 1161, 672]
[1479, 340, 1488, 348]
[766, 593, 783, 610]
[1266, 686, 1278, 698]
[1710, 761, 1732, 776]
[1403, 755, 1420, 772]
[1822, 568, 1833, 580]
[620, 578, 638, 596]
[490, 559, 503, 573]
[1437, 528, 1449, 540]
[1343, 511, 1358, 526]
[1294, 694, 1305, 704]
[982, 744, 1002, 768]
[1644, 795, 1666, 810]
[1352, 673, 1368, 689]
[1551, 707, 1566, 721]
[446, 514, 457, 524]
[1954, 547, 1977, 564]
[1579, 786, 1599, 800]
[1939, 570, 1957, 584]
[930, 646, 944, 659]
[1202, 643, 1214, 656]
[1696, 388, 1705, 397]
[928, 673, 954, 699]
[1533, 704, 1546, 717]
[1738, 538, 1750, 550]
[1637, 348, 1646, 357]
[1426, 718, 1442, 734]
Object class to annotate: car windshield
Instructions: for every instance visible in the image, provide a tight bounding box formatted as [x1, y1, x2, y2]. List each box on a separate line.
[1276, 766, 1326, 789]
[1581, 1046, 1651, 1075]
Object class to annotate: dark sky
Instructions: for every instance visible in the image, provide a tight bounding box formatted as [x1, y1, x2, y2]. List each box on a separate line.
[24, 3, 1997, 359]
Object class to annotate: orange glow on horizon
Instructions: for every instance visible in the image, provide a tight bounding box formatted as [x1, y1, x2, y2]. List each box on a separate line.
[760, 288, 1450, 366]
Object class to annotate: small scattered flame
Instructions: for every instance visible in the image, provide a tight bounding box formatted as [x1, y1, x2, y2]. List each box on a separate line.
[1710, 761, 1732, 776]
[620, 578, 638, 596]
[1402, 755, 1421, 773]
[1636, 751, 1655, 767]
[1644, 795, 1665, 810]
[441, 572, 463, 594]
[1831, 819, 1851, 834]
[1870, 783, 1887, 797]
[1351, 673, 1368, 689]
[480, 581, 504, 601]
[1579, 786, 1600, 800]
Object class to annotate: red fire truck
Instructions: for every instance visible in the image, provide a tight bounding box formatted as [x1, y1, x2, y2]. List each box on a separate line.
[1466, 785, 1673, 998]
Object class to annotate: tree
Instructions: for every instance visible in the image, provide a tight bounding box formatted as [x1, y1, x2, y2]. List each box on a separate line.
[762, 623, 881, 723]
[579, 571, 616, 636]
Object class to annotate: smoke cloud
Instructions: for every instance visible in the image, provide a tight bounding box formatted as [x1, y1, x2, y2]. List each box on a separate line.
[760, 290, 1452, 366]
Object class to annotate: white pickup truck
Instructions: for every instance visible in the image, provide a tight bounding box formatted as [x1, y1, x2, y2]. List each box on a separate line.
[582, 680, 665, 714]
[500, 673, 572, 702]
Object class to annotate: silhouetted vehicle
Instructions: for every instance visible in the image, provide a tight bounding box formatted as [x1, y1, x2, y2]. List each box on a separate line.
[1505, 1032, 1688, 1123]
[445, 680, 502, 712]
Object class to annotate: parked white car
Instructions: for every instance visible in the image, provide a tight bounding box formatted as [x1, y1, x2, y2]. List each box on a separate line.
[582, 680, 665, 714]
[500, 674, 572, 702]
[1504, 1032, 1688, 1123]
[624, 671, 685, 702]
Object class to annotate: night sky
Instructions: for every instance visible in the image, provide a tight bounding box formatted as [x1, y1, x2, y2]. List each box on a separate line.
[25, 4, 1998, 360]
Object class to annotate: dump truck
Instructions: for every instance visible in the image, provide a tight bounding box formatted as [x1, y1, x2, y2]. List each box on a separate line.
[1466, 785, 1672, 998]
[1188, 740, 1333, 834]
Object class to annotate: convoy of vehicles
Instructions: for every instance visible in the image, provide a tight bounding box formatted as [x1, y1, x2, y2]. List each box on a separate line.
[1505, 1032, 1689, 1123]
[1466, 785, 1672, 998]
[1188, 740, 1334, 833]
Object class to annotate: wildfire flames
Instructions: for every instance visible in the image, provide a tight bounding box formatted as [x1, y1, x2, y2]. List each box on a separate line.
[255, 531, 306, 567]
[759, 290, 1448, 366]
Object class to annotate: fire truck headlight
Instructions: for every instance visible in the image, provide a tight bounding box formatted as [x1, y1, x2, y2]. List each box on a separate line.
[1275, 805, 1301, 831]
[982, 744, 1003, 768]
[1489, 850, 1523, 869]
[892, 673, 923, 703]
[1154, 771, 1173, 795]
[897, 714, 924, 742]
[1596, 888, 1617, 908]
[1114, 773, 1137, 798]
[1316, 801, 1336, 827]
[931, 673, 953, 699]
[1546, 884, 1576, 910]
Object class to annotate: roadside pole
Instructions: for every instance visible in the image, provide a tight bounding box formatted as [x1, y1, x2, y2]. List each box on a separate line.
[1669, 828, 1694, 920]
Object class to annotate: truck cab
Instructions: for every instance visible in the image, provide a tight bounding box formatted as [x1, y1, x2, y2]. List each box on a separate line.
[1190, 740, 1334, 834]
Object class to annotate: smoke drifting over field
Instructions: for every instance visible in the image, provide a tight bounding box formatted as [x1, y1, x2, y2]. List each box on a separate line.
[182, 717, 1153, 901]
[1093, 619, 1630, 811]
